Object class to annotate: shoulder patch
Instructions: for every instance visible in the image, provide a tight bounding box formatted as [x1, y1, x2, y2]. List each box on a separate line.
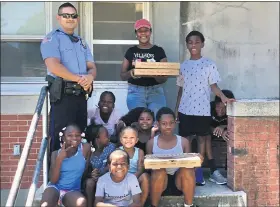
[42, 36, 52, 44]
[80, 38, 87, 49]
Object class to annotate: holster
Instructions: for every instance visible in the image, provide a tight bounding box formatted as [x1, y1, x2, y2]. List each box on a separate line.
[46, 75, 63, 103]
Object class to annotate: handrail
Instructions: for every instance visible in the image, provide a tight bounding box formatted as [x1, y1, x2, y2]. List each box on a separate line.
[5, 86, 49, 207]
[25, 89, 49, 207]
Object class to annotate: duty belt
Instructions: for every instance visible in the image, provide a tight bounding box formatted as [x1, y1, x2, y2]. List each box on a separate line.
[64, 81, 86, 97]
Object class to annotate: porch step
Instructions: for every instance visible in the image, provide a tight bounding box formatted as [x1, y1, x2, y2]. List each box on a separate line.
[159, 179, 246, 207]
[32, 180, 246, 207]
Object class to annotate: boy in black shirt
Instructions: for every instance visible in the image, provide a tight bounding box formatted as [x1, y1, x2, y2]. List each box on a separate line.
[211, 90, 235, 142]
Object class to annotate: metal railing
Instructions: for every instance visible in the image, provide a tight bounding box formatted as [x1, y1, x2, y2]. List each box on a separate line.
[6, 86, 49, 207]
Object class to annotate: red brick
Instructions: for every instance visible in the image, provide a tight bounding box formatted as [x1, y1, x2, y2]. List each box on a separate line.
[9, 120, 28, 126]
[1, 125, 18, 132]
[0, 165, 18, 172]
[1, 182, 11, 189]
[1, 139, 20, 146]
[20, 182, 31, 189]
[1, 120, 10, 125]
[0, 176, 11, 182]
[26, 160, 36, 165]
[0, 155, 11, 161]
[32, 142, 43, 149]
[268, 185, 279, 192]
[10, 131, 27, 138]
[28, 120, 42, 126]
[0, 132, 9, 137]
[1, 148, 14, 154]
[1, 160, 20, 166]
[17, 115, 33, 120]
[269, 170, 279, 178]
[28, 153, 39, 160]
[267, 199, 280, 206]
[1, 115, 18, 120]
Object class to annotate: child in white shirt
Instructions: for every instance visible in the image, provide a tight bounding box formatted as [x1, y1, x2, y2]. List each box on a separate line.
[94, 149, 142, 207]
[88, 91, 123, 143]
[175, 31, 234, 185]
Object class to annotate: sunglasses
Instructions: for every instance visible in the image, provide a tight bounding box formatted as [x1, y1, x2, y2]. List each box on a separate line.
[58, 13, 79, 19]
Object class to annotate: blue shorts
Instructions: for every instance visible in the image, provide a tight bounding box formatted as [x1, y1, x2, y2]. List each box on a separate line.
[126, 84, 166, 116]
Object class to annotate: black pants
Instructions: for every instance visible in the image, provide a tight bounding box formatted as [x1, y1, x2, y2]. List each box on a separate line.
[49, 95, 87, 152]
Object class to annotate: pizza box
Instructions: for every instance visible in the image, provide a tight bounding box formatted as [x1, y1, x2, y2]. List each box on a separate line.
[135, 62, 180, 69]
[133, 68, 179, 76]
[144, 153, 201, 169]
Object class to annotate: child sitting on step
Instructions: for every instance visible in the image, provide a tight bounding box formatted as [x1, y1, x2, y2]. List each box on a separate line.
[119, 127, 150, 206]
[94, 149, 142, 207]
[40, 123, 91, 207]
[146, 107, 202, 207]
[84, 123, 116, 207]
[88, 91, 123, 143]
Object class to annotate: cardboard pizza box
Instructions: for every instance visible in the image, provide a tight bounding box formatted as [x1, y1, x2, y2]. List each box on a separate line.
[144, 153, 201, 169]
[133, 68, 179, 76]
[135, 62, 180, 69]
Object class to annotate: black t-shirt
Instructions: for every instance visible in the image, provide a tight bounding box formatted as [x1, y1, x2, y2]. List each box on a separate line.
[124, 45, 167, 86]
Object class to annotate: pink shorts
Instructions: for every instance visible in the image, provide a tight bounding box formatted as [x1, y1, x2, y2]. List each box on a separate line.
[47, 184, 74, 206]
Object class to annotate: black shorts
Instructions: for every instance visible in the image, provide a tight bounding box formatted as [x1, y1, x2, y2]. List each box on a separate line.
[178, 112, 211, 137]
[162, 173, 182, 196]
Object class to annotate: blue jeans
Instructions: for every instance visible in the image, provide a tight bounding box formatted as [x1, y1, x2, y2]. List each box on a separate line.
[126, 84, 167, 116]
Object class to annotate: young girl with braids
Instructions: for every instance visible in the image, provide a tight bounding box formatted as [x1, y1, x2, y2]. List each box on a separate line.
[40, 123, 91, 207]
[84, 123, 116, 207]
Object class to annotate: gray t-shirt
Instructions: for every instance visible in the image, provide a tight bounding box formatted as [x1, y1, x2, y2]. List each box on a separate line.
[95, 172, 142, 206]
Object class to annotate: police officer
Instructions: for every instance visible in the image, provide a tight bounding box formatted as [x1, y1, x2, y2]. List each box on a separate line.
[40, 2, 97, 152]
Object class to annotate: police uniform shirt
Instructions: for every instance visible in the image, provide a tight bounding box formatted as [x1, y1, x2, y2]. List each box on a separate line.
[40, 28, 94, 78]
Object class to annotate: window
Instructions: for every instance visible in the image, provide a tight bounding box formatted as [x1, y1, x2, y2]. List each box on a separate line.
[1, 2, 48, 78]
[88, 2, 151, 81]
[0, 1, 79, 80]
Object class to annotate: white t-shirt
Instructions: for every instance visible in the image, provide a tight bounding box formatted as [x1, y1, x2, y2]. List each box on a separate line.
[176, 57, 221, 116]
[95, 172, 142, 207]
[88, 108, 123, 136]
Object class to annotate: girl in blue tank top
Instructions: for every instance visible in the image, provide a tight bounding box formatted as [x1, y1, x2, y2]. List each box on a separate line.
[40, 124, 91, 207]
[119, 126, 150, 206]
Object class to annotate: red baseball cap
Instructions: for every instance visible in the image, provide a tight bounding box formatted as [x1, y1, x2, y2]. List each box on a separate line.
[134, 19, 152, 30]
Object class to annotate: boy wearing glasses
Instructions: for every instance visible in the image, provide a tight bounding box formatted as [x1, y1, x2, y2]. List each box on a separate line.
[41, 2, 97, 152]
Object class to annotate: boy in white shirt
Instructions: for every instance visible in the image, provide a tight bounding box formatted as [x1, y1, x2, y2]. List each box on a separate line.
[94, 149, 142, 207]
[175, 31, 234, 185]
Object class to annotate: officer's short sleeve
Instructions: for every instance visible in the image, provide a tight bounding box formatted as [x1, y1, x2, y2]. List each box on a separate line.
[40, 34, 61, 61]
[86, 43, 94, 62]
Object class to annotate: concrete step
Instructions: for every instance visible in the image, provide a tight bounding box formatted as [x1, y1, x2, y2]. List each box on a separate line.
[32, 180, 246, 207]
[159, 179, 246, 207]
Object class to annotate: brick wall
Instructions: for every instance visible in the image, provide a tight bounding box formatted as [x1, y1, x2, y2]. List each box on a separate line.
[227, 116, 279, 207]
[0, 115, 44, 189]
